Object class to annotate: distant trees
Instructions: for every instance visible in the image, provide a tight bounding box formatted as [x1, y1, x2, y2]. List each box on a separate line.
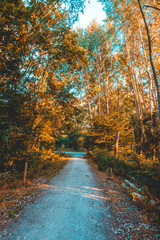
[77, 21, 134, 159]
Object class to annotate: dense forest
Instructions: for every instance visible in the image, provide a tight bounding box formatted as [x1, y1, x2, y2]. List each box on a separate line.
[0, 0, 160, 199]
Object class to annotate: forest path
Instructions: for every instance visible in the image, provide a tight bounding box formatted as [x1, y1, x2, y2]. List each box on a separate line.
[1, 153, 113, 240]
[1, 153, 159, 240]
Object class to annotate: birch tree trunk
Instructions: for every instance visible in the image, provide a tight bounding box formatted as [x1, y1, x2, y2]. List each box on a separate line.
[115, 88, 120, 158]
[83, 71, 94, 128]
[125, 34, 147, 154]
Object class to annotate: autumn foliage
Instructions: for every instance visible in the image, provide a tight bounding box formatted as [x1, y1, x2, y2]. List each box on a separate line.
[0, 0, 159, 199]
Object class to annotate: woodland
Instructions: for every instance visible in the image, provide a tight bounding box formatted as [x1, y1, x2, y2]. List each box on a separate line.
[0, 0, 160, 202]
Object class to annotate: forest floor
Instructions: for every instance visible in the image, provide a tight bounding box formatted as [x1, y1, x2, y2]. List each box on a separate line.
[0, 157, 68, 233]
[0, 153, 160, 239]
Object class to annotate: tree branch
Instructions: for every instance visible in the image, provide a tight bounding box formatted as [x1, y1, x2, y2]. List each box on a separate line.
[144, 5, 160, 11]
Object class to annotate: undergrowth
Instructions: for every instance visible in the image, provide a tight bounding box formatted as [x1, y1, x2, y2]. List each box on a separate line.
[90, 148, 160, 200]
[89, 148, 160, 226]
[0, 154, 68, 189]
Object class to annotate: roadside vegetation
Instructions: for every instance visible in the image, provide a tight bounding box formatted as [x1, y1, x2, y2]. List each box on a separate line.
[89, 148, 160, 199]
[0, 154, 69, 231]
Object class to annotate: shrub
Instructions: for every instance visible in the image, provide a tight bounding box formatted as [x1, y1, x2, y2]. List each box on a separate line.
[91, 148, 160, 199]
[92, 148, 136, 177]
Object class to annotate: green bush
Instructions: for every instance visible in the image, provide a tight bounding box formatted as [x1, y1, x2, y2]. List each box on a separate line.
[91, 148, 160, 199]
[92, 149, 136, 177]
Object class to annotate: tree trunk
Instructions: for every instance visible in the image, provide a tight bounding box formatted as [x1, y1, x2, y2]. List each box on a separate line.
[88, 101, 93, 128]
[137, 0, 160, 126]
[115, 88, 120, 158]
[23, 159, 28, 184]
[125, 34, 147, 154]
[83, 70, 94, 127]
[117, 88, 120, 112]
[125, 34, 142, 120]
[97, 75, 101, 119]
[103, 76, 109, 118]
[104, 91, 109, 118]
[137, 19, 154, 115]
[115, 130, 120, 158]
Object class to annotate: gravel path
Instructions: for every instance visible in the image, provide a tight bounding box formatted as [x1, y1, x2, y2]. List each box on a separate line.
[1, 153, 113, 240]
[1, 152, 159, 240]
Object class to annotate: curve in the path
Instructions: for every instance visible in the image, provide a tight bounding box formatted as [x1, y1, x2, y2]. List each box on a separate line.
[1, 153, 114, 240]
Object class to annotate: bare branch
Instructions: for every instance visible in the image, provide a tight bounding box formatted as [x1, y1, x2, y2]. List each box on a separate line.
[144, 5, 160, 11]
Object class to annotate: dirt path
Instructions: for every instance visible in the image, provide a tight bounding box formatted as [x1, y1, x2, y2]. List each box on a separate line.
[1, 153, 159, 240]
